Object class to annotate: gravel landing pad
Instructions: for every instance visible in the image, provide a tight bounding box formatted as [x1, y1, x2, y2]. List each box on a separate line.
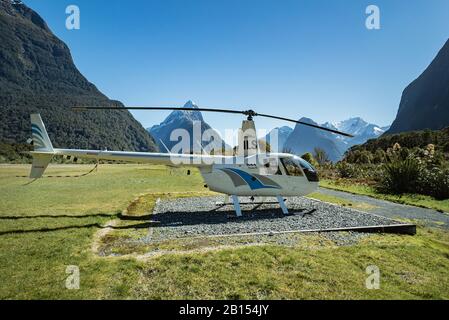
[147, 196, 403, 242]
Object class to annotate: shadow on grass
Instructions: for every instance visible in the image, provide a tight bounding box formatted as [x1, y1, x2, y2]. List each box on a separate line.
[0, 221, 151, 236]
[0, 213, 116, 220]
[0, 207, 314, 236]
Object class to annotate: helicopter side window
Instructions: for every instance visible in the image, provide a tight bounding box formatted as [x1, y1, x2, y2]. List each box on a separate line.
[261, 158, 283, 175]
[280, 158, 304, 177]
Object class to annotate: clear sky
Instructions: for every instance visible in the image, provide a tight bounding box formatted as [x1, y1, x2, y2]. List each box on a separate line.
[25, 0, 449, 141]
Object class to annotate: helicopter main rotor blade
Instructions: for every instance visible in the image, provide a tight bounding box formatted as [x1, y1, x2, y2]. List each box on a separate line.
[72, 106, 353, 137]
[255, 113, 354, 137]
[72, 106, 244, 115]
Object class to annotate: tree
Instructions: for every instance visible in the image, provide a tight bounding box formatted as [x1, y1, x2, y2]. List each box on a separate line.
[373, 148, 386, 164]
[301, 152, 319, 167]
[313, 147, 329, 166]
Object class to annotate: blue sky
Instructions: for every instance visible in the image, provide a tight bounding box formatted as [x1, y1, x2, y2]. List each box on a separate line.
[26, 0, 449, 141]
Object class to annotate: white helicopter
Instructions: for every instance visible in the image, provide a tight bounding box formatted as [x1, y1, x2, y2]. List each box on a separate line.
[29, 106, 353, 217]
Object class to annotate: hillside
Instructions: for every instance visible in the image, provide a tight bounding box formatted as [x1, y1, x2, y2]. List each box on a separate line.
[346, 127, 449, 157]
[388, 39, 449, 134]
[0, 0, 157, 153]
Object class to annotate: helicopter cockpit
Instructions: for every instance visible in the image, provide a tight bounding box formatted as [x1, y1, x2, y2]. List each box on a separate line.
[280, 156, 319, 182]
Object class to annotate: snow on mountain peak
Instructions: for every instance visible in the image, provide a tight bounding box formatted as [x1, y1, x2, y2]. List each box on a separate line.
[163, 100, 203, 124]
[183, 100, 198, 109]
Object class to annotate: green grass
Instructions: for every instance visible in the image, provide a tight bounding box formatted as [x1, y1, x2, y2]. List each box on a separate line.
[320, 179, 449, 213]
[0, 164, 209, 299]
[307, 192, 377, 211]
[1, 164, 449, 299]
[130, 228, 449, 299]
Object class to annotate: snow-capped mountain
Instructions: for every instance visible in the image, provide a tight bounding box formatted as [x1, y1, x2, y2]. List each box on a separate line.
[325, 117, 387, 138]
[148, 101, 230, 153]
[323, 117, 390, 152]
[283, 117, 389, 162]
[262, 126, 293, 152]
[147, 105, 389, 160]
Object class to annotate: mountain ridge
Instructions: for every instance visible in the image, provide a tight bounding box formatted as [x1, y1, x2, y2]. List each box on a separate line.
[148, 105, 389, 160]
[0, 0, 158, 152]
[263, 126, 293, 152]
[267, 117, 388, 161]
[387, 38, 449, 134]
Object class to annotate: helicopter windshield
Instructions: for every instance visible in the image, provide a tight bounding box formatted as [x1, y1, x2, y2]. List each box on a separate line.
[280, 158, 304, 176]
[296, 157, 316, 172]
[295, 156, 319, 182]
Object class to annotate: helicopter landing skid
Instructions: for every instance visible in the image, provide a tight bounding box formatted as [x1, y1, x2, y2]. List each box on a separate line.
[221, 195, 291, 218]
[276, 196, 289, 215]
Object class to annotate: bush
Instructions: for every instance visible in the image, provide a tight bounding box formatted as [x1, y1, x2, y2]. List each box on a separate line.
[376, 159, 421, 194]
[301, 152, 318, 168]
[336, 162, 362, 179]
[419, 167, 449, 200]
[313, 147, 330, 166]
[373, 149, 386, 164]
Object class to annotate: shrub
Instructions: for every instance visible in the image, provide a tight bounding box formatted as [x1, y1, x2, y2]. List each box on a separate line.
[313, 147, 329, 166]
[419, 167, 449, 200]
[336, 162, 362, 179]
[301, 152, 318, 168]
[373, 149, 386, 164]
[376, 158, 421, 194]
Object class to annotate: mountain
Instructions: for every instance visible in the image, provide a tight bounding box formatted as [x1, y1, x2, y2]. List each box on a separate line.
[323, 118, 389, 152]
[148, 101, 229, 153]
[282, 117, 388, 162]
[0, 0, 157, 152]
[262, 126, 293, 152]
[387, 39, 449, 134]
[283, 118, 342, 162]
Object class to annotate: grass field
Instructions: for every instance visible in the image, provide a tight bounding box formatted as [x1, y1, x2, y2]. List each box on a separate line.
[1, 164, 449, 299]
[320, 179, 449, 213]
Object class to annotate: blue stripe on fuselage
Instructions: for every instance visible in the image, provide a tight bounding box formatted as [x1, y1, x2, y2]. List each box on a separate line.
[225, 168, 279, 190]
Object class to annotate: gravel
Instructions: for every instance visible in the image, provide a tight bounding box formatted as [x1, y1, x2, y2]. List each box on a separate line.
[318, 187, 449, 229]
[144, 196, 400, 243]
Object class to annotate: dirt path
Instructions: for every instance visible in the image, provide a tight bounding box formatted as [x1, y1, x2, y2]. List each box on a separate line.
[317, 187, 449, 229]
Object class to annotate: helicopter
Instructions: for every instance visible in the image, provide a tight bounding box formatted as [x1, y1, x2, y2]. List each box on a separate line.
[28, 106, 353, 217]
